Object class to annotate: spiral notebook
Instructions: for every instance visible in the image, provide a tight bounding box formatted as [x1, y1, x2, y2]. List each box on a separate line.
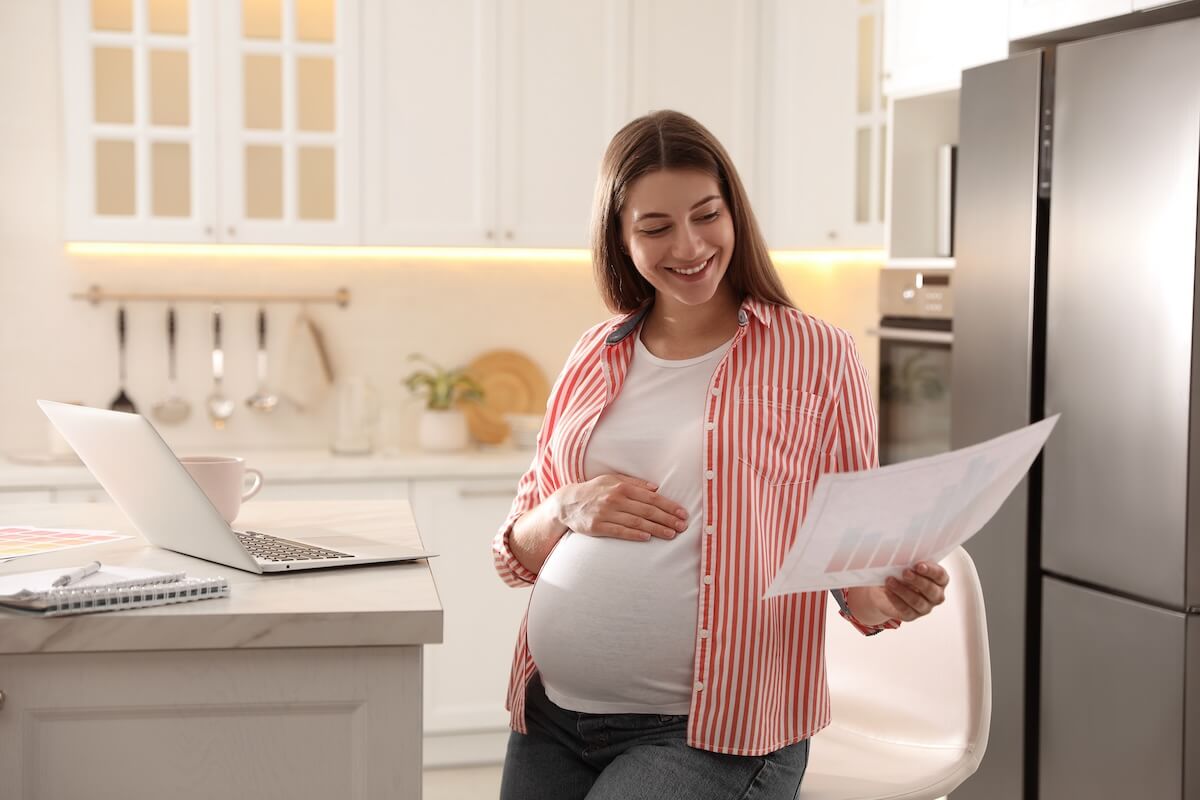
[0, 565, 230, 617]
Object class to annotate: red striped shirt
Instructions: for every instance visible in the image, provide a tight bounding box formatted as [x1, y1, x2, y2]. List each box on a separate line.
[492, 295, 899, 756]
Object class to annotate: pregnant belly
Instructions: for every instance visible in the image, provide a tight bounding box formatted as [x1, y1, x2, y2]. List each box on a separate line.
[526, 530, 701, 710]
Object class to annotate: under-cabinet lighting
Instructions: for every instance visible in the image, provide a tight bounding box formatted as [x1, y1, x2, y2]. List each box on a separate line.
[65, 242, 885, 266]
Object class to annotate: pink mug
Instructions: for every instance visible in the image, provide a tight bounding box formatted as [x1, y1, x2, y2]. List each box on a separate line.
[179, 456, 264, 524]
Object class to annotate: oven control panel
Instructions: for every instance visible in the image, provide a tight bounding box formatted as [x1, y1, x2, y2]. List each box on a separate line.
[879, 268, 953, 320]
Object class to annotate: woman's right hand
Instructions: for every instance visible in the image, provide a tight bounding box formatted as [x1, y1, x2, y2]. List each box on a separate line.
[553, 474, 689, 542]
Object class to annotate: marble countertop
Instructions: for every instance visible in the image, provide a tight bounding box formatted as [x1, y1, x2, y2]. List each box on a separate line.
[0, 446, 534, 490]
[0, 501, 443, 655]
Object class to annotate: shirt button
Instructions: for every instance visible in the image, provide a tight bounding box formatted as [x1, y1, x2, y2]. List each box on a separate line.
[710, 387, 720, 396]
[703, 575, 713, 584]
[705, 422, 715, 431]
[699, 629, 710, 639]
[706, 526, 714, 535]
[694, 681, 705, 692]
[705, 470, 714, 480]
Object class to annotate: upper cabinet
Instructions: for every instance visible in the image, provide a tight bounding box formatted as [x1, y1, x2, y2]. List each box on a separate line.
[61, 0, 891, 251]
[216, 0, 360, 244]
[882, 0, 1009, 98]
[61, 0, 218, 242]
[1008, 0, 1133, 39]
[760, 0, 885, 249]
[626, 0, 760, 202]
[62, 0, 359, 244]
[363, 0, 627, 248]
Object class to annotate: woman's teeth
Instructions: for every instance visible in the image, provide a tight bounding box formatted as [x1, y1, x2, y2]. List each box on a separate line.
[668, 256, 711, 275]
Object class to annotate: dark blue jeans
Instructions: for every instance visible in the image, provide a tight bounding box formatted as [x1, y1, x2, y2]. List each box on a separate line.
[500, 674, 809, 800]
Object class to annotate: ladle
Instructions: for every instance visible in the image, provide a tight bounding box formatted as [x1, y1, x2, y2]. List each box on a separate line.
[152, 306, 191, 424]
[206, 306, 235, 429]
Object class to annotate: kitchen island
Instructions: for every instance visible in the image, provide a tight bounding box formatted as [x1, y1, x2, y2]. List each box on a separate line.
[0, 500, 442, 799]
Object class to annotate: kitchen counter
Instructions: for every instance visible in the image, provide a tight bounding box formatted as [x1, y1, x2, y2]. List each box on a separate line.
[0, 500, 442, 654]
[0, 445, 535, 490]
[0, 500, 441, 797]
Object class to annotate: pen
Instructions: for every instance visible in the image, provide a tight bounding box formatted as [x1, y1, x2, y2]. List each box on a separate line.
[52, 560, 102, 588]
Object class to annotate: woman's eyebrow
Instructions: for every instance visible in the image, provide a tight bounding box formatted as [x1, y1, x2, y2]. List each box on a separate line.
[634, 194, 721, 221]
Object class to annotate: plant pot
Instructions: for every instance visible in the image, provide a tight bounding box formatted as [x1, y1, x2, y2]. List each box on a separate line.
[418, 408, 470, 452]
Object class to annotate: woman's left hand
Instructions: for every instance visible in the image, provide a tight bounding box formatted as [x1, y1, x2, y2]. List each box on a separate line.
[846, 561, 950, 625]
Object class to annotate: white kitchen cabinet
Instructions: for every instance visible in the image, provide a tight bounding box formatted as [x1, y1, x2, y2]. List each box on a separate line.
[60, 0, 218, 242]
[0, 490, 54, 504]
[1009, 0, 1133, 39]
[61, 0, 359, 244]
[761, 0, 885, 249]
[52, 487, 114, 504]
[0, 647, 421, 797]
[363, 0, 627, 247]
[215, 0, 361, 244]
[496, 0, 630, 247]
[627, 0, 761, 202]
[882, 0, 1009, 98]
[407, 476, 529, 767]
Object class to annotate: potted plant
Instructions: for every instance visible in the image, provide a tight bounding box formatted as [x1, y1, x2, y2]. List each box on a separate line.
[402, 354, 484, 452]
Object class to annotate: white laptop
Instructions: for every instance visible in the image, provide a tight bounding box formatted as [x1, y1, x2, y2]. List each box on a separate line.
[37, 400, 434, 574]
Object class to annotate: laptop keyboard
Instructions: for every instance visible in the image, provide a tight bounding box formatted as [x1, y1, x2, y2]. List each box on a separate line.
[235, 530, 355, 562]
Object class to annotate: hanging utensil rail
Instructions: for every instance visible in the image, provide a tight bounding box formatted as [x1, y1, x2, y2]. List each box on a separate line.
[71, 285, 351, 308]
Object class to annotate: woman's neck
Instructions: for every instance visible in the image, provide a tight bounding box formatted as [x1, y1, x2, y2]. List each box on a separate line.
[639, 286, 741, 358]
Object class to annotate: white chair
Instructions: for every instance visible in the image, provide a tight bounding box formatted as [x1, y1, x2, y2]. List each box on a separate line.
[801, 546, 991, 800]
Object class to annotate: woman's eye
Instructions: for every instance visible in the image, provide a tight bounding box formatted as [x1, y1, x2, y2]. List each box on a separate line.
[698, 211, 720, 222]
[642, 227, 669, 236]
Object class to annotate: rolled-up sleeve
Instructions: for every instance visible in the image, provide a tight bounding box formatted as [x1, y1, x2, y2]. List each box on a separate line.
[829, 332, 901, 635]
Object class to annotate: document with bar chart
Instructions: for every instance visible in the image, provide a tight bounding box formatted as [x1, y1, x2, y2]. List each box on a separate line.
[764, 415, 1060, 597]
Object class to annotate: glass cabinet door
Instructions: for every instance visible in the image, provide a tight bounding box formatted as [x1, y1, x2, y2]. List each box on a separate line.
[217, 0, 359, 244]
[62, 0, 217, 241]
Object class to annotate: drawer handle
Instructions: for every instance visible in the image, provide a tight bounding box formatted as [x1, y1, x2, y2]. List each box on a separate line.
[0, 689, 6, 710]
[457, 488, 517, 499]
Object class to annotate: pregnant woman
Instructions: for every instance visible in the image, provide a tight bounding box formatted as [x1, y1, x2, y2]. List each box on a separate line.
[493, 110, 950, 800]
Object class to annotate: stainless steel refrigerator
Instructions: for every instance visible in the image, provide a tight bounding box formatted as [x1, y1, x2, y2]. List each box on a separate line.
[951, 18, 1200, 800]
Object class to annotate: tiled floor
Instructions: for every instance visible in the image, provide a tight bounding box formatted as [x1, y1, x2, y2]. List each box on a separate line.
[423, 764, 505, 800]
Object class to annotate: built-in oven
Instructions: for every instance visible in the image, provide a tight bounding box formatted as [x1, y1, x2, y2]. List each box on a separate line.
[868, 268, 953, 466]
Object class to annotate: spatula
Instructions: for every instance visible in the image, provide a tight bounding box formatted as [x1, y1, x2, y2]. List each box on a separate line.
[109, 305, 137, 414]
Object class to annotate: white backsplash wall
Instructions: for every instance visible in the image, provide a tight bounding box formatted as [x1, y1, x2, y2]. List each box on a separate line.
[0, 0, 879, 457]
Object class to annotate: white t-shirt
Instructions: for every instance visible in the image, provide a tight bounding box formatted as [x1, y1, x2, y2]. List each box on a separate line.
[526, 329, 734, 714]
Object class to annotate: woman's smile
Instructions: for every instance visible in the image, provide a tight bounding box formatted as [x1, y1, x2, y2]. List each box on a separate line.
[664, 253, 716, 280]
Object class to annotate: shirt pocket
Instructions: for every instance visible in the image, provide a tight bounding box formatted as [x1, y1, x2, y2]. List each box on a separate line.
[735, 386, 829, 487]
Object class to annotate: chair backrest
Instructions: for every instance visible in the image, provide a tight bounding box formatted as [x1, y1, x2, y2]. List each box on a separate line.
[823, 546, 991, 756]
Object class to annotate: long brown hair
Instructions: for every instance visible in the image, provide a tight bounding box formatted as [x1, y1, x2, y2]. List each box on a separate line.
[590, 110, 795, 314]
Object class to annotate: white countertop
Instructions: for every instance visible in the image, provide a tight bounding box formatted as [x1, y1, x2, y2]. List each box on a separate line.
[0, 501, 443, 655]
[0, 446, 534, 490]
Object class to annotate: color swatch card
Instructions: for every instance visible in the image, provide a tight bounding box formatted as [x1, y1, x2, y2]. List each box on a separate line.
[0, 527, 132, 560]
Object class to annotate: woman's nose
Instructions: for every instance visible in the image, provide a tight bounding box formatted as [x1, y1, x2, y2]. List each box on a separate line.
[670, 224, 705, 261]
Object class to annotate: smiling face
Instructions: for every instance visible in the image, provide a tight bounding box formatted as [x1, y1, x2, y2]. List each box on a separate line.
[619, 168, 736, 310]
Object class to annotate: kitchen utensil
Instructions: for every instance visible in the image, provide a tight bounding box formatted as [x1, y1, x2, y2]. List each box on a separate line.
[455, 350, 550, 444]
[108, 306, 137, 414]
[280, 310, 335, 411]
[206, 306, 235, 429]
[152, 306, 191, 424]
[246, 308, 279, 412]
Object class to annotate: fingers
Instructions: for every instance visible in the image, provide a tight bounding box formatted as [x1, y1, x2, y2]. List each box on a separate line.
[884, 562, 949, 621]
[614, 472, 691, 522]
[607, 510, 682, 540]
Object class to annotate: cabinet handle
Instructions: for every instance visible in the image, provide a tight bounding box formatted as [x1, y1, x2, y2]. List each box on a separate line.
[204, 225, 214, 237]
[458, 487, 517, 499]
[826, 230, 838, 240]
[485, 229, 495, 239]
[504, 230, 514, 240]
[0, 689, 6, 710]
[227, 225, 236, 237]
